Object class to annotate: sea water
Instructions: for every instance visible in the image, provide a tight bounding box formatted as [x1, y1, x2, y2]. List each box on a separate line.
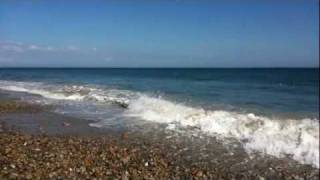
[0, 68, 318, 167]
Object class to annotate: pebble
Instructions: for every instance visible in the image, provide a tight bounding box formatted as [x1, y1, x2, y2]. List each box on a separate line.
[63, 122, 71, 127]
[121, 132, 129, 140]
[0, 124, 318, 179]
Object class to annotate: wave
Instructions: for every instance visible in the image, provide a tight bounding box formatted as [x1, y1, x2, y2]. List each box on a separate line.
[0, 80, 319, 168]
[0, 80, 132, 107]
[126, 96, 319, 168]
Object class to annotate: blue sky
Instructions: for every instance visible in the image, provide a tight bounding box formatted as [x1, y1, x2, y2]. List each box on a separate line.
[0, 0, 318, 67]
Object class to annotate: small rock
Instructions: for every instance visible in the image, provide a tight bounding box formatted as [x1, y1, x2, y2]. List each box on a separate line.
[196, 170, 204, 177]
[48, 172, 55, 178]
[26, 174, 33, 179]
[80, 166, 86, 173]
[121, 156, 130, 164]
[9, 173, 18, 179]
[121, 132, 129, 140]
[122, 171, 129, 180]
[63, 122, 71, 127]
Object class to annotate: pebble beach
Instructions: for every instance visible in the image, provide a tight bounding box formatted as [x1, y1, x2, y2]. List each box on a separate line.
[0, 99, 319, 179]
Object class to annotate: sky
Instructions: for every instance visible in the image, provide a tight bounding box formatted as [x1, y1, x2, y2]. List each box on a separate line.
[0, 0, 318, 67]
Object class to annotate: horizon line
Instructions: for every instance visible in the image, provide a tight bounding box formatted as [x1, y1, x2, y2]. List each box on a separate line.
[0, 67, 318, 69]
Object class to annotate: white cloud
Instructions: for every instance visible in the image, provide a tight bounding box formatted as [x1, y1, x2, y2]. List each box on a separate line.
[0, 41, 57, 53]
[47, 46, 55, 51]
[0, 40, 118, 67]
[0, 41, 105, 67]
[0, 42, 25, 53]
[1, 45, 25, 53]
[29, 45, 39, 50]
[104, 56, 113, 62]
[0, 41, 91, 53]
[28, 44, 57, 51]
[0, 56, 13, 63]
[66, 45, 79, 51]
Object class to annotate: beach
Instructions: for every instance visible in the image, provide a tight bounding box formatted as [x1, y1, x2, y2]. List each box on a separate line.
[1, 0, 319, 178]
[0, 68, 319, 179]
[1, 96, 319, 179]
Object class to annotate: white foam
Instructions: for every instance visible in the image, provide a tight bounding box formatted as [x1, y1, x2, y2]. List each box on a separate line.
[0, 80, 132, 105]
[126, 96, 319, 168]
[1, 80, 319, 168]
[0, 81, 84, 100]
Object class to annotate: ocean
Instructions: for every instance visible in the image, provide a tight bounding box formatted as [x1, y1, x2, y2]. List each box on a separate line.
[0, 68, 319, 167]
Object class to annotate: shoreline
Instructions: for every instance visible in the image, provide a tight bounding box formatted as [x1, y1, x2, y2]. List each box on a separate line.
[0, 100, 319, 179]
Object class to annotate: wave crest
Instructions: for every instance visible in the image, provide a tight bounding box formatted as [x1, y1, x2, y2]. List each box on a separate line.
[126, 96, 319, 168]
[0, 80, 319, 167]
[0, 80, 132, 107]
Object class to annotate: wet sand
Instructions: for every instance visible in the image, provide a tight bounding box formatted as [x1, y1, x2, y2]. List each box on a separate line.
[0, 99, 319, 179]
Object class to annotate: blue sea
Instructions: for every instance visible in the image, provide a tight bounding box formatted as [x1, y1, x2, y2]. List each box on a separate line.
[0, 68, 319, 167]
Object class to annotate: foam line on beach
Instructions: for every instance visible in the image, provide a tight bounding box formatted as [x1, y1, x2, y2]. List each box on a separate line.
[0, 80, 319, 168]
[0, 80, 131, 106]
[125, 96, 319, 168]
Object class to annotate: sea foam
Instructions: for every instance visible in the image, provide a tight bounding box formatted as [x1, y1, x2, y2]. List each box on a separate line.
[0, 80, 131, 105]
[0, 80, 319, 167]
[126, 96, 319, 168]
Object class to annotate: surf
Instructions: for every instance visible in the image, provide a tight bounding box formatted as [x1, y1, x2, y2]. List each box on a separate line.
[126, 96, 319, 168]
[0, 80, 319, 168]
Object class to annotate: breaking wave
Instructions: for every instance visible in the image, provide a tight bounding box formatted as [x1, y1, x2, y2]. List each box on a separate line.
[0, 80, 319, 168]
[0, 80, 132, 107]
[126, 96, 319, 168]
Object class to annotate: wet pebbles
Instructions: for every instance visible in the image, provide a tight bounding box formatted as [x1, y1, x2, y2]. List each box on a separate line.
[0, 100, 319, 179]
